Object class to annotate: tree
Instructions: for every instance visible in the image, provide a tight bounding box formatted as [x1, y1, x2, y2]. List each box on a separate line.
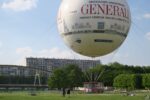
[65, 64, 84, 88]
[48, 64, 84, 89]
[113, 74, 142, 90]
[84, 65, 105, 82]
[99, 63, 134, 86]
[142, 74, 150, 89]
[48, 68, 69, 89]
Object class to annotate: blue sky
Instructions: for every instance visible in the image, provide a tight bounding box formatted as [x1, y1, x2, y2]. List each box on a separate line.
[0, 0, 150, 66]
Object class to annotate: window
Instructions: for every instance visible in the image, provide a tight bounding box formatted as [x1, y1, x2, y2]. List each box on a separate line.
[94, 39, 113, 43]
[98, 22, 104, 29]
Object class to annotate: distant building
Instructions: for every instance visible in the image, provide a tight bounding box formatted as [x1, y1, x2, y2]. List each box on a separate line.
[0, 65, 30, 76]
[0, 65, 48, 77]
[0, 58, 101, 77]
[26, 57, 101, 76]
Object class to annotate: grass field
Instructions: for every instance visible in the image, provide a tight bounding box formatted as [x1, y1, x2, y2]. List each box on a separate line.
[0, 91, 149, 100]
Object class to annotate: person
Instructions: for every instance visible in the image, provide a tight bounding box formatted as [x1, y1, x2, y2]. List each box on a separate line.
[62, 88, 66, 97]
[67, 88, 70, 97]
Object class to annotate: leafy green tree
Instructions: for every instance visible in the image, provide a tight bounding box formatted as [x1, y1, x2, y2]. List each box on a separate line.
[48, 68, 69, 89]
[48, 64, 84, 89]
[65, 64, 84, 88]
[99, 63, 134, 86]
[84, 65, 105, 82]
[113, 74, 142, 90]
[142, 74, 150, 89]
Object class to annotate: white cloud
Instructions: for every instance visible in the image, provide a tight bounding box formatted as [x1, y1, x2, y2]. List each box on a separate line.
[36, 47, 90, 59]
[15, 47, 33, 65]
[100, 51, 130, 65]
[15, 47, 92, 65]
[37, 47, 73, 58]
[100, 51, 118, 64]
[145, 32, 150, 41]
[16, 47, 32, 55]
[143, 13, 150, 19]
[15, 57, 26, 66]
[1, 0, 38, 12]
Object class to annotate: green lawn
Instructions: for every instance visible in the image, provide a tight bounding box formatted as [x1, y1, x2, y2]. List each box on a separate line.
[0, 91, 148, 100]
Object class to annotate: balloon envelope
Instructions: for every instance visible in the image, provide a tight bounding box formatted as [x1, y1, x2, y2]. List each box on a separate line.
[57, 0, 131, 57]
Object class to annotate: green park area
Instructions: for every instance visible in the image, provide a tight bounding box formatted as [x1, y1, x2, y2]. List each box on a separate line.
[0, 63, 150, 100]
[0, 91, 149, 100]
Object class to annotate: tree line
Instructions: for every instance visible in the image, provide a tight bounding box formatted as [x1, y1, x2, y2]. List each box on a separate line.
[0, 62, 150, 90]
[114, 74, 150, 90]
[48, 62, 150, 90]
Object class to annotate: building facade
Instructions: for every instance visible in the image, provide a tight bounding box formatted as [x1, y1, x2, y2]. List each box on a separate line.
[0, 58, 101, 77]
[0, 65, 30, 76]
[0, 65, 47, 77]
[26, 57, 101, 76]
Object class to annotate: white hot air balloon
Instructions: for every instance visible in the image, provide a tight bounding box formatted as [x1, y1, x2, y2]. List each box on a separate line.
[57, 0, 131, 57]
